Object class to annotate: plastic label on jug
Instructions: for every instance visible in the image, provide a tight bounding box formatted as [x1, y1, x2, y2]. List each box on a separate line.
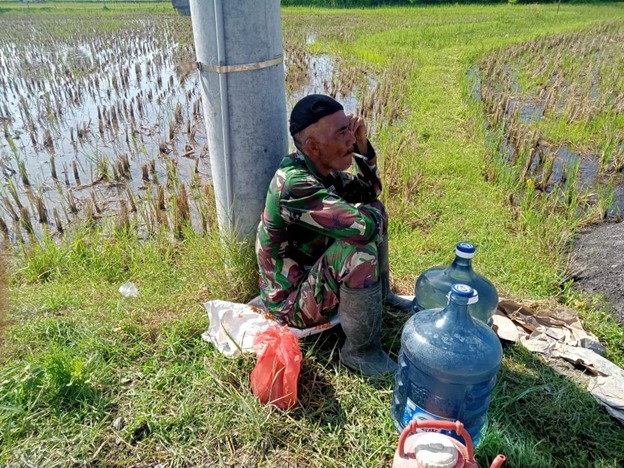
[402, 398, 453, 429]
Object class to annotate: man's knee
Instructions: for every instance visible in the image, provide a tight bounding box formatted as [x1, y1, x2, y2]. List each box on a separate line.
[328, 240, 379, 288]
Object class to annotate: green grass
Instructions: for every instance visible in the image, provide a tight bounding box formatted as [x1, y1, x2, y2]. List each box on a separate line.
[1, 2, 624, 467]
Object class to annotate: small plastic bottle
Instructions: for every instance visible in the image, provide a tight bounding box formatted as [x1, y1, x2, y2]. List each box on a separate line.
[413, 242, 498, 325]
[392, 284, 503, 447]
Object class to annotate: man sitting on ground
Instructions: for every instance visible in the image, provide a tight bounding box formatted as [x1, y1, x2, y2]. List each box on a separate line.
[255, 94, 411, 377]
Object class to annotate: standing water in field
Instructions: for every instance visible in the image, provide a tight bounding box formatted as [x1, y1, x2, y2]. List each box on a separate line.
[413, 242, 498, 325]
[0, 13, 379, 243]
[392, 284, 503, 447]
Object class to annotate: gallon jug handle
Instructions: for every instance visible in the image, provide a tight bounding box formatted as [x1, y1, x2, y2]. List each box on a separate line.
[397, 419, 475, 462]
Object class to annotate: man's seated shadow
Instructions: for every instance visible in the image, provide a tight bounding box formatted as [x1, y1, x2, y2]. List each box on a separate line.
[292, 328, 346, 426]
[293, 322, 398, 427]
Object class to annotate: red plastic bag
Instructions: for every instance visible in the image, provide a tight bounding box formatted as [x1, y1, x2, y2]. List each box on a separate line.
[250, 325, 302, 410]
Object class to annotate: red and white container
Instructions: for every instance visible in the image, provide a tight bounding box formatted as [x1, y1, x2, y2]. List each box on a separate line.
[393, 419, 506, 468]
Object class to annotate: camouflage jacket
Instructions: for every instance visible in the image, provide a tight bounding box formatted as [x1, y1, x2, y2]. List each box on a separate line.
[256, 142, 385, 316]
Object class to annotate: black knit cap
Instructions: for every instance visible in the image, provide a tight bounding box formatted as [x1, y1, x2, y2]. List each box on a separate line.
[289, 94, 344, 136]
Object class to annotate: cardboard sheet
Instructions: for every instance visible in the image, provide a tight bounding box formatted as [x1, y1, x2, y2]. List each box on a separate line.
[494, 299, 623, 425]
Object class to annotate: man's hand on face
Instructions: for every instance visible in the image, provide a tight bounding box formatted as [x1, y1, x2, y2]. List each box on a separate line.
[347, 113, 369, 158]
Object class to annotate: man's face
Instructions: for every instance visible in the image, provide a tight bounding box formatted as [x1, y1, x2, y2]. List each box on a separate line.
[307, 110, 356, 176]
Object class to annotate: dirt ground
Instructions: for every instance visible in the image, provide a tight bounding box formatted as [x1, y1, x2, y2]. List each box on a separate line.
[570, 220, 624, 322]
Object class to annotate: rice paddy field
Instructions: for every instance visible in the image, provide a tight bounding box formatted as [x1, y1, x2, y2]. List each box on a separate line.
[1, 2, 623, 467]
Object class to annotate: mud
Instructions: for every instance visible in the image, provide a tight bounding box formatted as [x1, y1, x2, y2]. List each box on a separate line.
[570, 220, 624, 321]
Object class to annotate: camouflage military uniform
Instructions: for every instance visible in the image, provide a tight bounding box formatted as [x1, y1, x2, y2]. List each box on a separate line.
[256, 142, 388, 328]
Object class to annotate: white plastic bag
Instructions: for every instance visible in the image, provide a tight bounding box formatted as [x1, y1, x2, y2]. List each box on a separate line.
[202, 300, 273, 357]
[202, 298, 340, 358]
[119, 282, 139, 297]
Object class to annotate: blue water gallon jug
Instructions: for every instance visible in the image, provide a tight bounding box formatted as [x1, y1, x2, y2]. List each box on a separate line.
[413, 242, 498, 325]
[392, 284, 503, 447]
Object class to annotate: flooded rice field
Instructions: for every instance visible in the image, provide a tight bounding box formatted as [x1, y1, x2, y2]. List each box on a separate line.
[471, 21, 624, 218]
[5, 9, 618, 250]
[0, 16, 208, 242]
[0, 14, 386, 245]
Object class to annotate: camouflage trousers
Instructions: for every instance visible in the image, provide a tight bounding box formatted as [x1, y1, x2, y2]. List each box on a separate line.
[284, 201, 387, 329]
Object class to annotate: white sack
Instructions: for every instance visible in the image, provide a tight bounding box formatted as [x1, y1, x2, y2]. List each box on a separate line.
[202, 298, 341, 358]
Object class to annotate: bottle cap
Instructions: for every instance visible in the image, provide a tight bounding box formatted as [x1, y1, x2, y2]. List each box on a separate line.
[451, 284, 474, 298]
[413, 432, 459, 468]
[456, 242, 476, 259]
[446, 285, 478, 305]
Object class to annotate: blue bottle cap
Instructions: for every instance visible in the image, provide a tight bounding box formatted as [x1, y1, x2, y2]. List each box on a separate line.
[456, 242, 476, 259]
[447, 285, 479, 304]
[451, 284, 474, 297]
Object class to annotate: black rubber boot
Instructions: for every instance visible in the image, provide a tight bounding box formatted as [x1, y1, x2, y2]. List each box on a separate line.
[379, 237, 414, 311]
[338, 282, 398, 377]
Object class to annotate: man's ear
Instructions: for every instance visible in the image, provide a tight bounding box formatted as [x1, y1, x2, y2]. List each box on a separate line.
[305, 136, 320, 157]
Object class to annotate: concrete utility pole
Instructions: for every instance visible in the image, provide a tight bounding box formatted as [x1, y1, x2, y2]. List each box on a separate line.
[189, 0, 288, 240]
